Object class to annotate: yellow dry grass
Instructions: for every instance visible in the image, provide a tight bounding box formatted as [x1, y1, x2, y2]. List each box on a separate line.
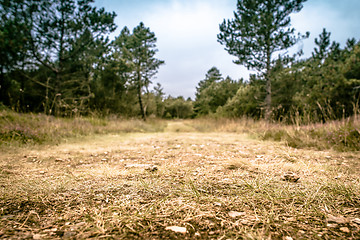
[1, 120, 359, 239]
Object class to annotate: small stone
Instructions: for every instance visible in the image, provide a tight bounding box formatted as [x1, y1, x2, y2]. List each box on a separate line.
[101, 158, 108, 161]
[327, 223, 338, 228]
[55, 158, 64, 162]
[228, 211, 246, 218]
[327, 215, 349, 224]
[339, 227, 350, 233]
[281, 172, 300, 182]
[32, 234, 44, 240]
[286, 217, 296, 222]
[284, 237, 293, 240]
[165, 226, 187, 233]
[145, 165, 158, 172]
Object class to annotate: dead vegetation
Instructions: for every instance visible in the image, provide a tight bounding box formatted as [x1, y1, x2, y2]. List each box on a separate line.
[1, 122, 360, 239]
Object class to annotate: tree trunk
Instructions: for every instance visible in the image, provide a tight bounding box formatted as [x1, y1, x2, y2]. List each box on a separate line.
[53, 73, 61, 116]
[137, 70, 146, 121]
[265, 71, 271, 120]
[265, 35, 272, 120]
[0, 66, 5, 104]
[53, 4, 66, 117]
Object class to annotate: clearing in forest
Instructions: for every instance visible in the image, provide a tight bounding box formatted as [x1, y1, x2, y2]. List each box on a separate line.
[1, 121, 359, 239]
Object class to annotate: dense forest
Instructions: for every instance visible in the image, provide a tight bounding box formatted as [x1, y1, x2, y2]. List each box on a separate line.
[1, 0, 359, 123]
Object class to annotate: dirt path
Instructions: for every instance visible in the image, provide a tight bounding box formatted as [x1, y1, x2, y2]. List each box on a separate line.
[1, 124, 359, 239]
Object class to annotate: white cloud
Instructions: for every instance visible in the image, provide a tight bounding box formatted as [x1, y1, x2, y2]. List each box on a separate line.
[140, 0, 246, 98]
[292, 0, 360, 58]
[96, 0, 360, 99]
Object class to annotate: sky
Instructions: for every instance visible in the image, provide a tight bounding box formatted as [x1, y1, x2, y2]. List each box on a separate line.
[94, 0, 360, 99]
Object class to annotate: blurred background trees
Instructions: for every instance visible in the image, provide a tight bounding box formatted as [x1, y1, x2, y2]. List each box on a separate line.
[0, 0, 164, 118]
[1, 0, 359, 122]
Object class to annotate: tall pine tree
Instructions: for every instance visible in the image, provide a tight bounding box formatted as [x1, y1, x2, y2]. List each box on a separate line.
[114, 23, 164, 120]
[218, 0, 309, 119]
[25, 0, 116, 115]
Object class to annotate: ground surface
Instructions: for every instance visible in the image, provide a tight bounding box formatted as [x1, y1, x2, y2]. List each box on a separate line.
[1, 121, 360, 239]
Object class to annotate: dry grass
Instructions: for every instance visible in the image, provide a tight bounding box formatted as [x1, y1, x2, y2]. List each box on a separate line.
[2, 110, 359, 151]
[183, 117, 360, 151]
[1, 121, 360, 239]
[0, 110, 166, 147]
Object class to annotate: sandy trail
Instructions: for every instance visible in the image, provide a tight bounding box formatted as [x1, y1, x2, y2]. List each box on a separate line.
[1, 121, 359, 239]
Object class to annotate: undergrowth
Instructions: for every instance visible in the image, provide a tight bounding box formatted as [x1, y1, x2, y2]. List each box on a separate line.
[184, 117, 360, 152]
[0, 110, 166, 146]
[260, 120, 360, 151]
[1, 109, 359, 151]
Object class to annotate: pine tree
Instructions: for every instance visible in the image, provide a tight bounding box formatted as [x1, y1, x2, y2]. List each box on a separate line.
[312, 28, 331, 60]
[114, 23, 164, 120]
[218, 0, 309, 119]
[25, 0, 116, 115]
[194, 67, 223, 115]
